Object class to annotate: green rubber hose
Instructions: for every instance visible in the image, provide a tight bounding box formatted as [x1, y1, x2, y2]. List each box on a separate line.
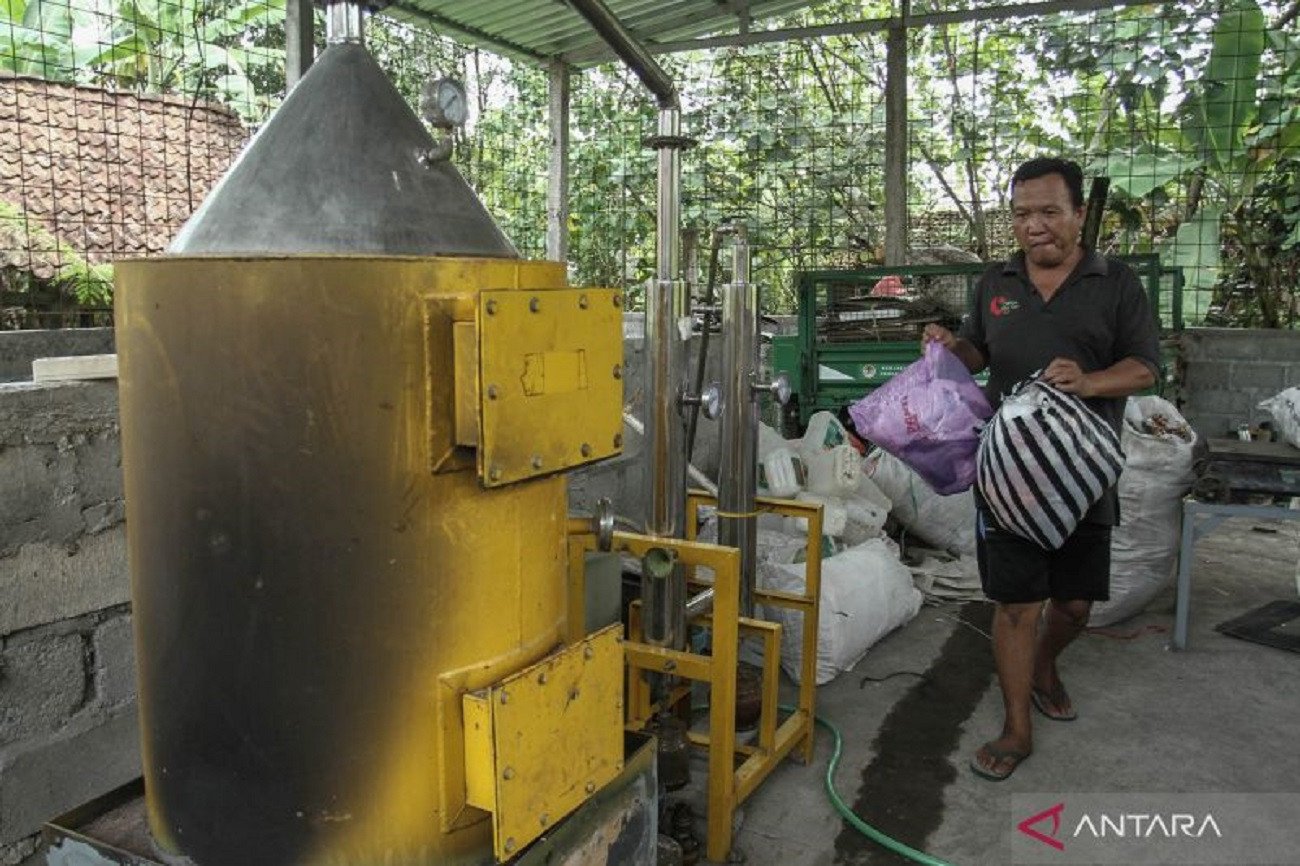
[687, 701, 957, 864]
[796, 706, 958, 866]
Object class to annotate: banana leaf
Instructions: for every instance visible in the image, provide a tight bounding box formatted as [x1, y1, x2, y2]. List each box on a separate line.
[1185, 0, 1265, 170]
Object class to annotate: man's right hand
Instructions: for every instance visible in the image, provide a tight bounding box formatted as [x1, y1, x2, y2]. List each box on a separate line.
[922, 324, 986, 374]
[922, 323, 956, 349]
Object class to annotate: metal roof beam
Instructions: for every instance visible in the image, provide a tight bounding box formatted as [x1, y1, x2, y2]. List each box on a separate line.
[562, 0, 1159, 64]
[387, 0, 815, 65]
[577, 0, 801, 49]
[486, 0, 765, 61]
[383, 6, 552, 64]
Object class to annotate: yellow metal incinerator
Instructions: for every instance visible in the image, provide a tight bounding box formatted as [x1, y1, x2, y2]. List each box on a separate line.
[114, 34, 649, 866]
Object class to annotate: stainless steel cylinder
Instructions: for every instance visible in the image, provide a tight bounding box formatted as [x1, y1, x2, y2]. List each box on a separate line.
[642, 105, 688, 649]
[641, 547, 677, 647]
[570, 0, 691, 653]
[655, 108, 682, 289]
[325, 1, 364, 44]
[716, 224, 760, 618]
[685, 586, 715, 620]
[682, 227, 700, 315]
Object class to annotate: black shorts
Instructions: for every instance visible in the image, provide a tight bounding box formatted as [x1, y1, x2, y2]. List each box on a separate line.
[975, 506, 1111, 604]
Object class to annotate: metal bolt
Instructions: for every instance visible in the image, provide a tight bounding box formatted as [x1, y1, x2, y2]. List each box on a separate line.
[613, 295, 623, 308]
[584, 645, 594, 660]
[499, 691, 509, 705]
[505, 838, 516, 854]
[613, 434, 623, 448]
[578, 294, 589, 309]
[585, 781, 597, 794]
[485, 299, 497, 316]
[531, 455, 544, 470]
[612, 364, 622, 380]
[502, 767, 515, 780]
[538, 671, 548, 685]
[580, 443, 592, 458]
[529, 296, 541, 313]
[569, 687, 581, 700]
[539, 813, 550, 827]
[489, 466, 502, 482]
[486, 384, 499, 400]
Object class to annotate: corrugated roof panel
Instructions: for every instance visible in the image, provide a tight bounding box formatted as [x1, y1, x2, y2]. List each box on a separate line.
[387, 0, 823, 65]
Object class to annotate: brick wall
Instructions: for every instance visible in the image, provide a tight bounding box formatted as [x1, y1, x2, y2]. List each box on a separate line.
[0, 73, 246, 277]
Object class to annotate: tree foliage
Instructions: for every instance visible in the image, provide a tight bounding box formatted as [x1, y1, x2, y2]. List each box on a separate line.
[1084, 0, 1300, 326]
[1, 0, 1297, 325]
[0, 0, 284, 120]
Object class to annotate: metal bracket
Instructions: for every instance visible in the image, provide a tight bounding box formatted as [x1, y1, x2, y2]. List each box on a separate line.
[644, 134, 697, 150]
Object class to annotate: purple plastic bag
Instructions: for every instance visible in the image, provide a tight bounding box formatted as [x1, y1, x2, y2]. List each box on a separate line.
[847, 342, 992, 495]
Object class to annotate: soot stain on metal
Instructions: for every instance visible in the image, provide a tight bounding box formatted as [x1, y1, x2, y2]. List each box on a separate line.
[606, 806, 649, 865]
[833, 601, 995, 865]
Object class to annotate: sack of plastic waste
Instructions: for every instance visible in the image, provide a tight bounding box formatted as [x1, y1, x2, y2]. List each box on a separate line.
[1089, 397, 1197, 626]
[758, 538, 921, 685]
[848, 342, 992, 495]
[1258, 386, 1300, 449]
[976, 378, 1124, 550]
[866, 449, 976, 556]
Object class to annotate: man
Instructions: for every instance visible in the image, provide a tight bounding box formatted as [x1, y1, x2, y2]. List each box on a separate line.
[923, 157, 1160, 781]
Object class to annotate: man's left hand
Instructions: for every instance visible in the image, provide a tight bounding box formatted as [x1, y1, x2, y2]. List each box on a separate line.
[1041, 357, 1095, 398]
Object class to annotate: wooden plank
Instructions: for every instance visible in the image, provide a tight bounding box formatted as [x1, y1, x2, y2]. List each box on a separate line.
[32, 354, 118, 382]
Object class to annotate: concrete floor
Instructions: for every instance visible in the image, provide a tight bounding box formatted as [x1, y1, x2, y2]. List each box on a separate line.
[678, 516, 1300, 866]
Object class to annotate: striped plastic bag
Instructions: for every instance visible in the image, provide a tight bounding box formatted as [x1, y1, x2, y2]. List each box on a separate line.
[976, 379, 1124, 550]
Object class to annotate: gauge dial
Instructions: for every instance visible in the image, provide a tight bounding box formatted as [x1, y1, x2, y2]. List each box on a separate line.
[421, 77, 468, 129]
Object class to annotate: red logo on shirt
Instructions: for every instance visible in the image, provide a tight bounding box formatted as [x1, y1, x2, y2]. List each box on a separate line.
[990, 295, 1020, 317]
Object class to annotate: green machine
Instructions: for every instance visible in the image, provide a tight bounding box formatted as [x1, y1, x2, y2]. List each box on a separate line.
[770, 254, 1183, 435]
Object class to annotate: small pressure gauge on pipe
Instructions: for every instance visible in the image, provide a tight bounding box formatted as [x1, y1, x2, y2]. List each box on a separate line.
[420, 77, 469, 129]
[681, 384, 722, 420]
[754, 373, 792, 406]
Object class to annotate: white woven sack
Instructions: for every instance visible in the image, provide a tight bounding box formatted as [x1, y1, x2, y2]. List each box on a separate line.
[1089, 397, 1197, 626]
[1258, 387, 1300, 448]
[976, 380, 1124, 550]
[867, 450, 976, 556]
[757, 538, 921, 685]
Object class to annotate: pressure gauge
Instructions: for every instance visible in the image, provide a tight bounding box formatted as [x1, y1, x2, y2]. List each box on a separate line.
[421, 77, 469, 129]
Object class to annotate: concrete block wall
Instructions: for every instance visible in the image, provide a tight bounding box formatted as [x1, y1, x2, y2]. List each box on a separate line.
[1176, 329, 1300, 442]
[0, 379, 137, 863]
[0, 329, 114, 384]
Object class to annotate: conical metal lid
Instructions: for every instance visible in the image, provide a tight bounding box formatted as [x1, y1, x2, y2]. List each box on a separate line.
[170, 42, 519, 258]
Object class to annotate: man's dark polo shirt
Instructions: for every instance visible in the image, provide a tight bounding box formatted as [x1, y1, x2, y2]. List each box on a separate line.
[959, 249, 1161, 525]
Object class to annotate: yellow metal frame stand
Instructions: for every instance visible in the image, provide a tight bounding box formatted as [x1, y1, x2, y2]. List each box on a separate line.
[568, 491, 823, 863]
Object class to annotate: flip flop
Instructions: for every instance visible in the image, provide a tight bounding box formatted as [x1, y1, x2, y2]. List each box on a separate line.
[970, 742, 1030, 782]
[1031, 683, 1078, 722]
